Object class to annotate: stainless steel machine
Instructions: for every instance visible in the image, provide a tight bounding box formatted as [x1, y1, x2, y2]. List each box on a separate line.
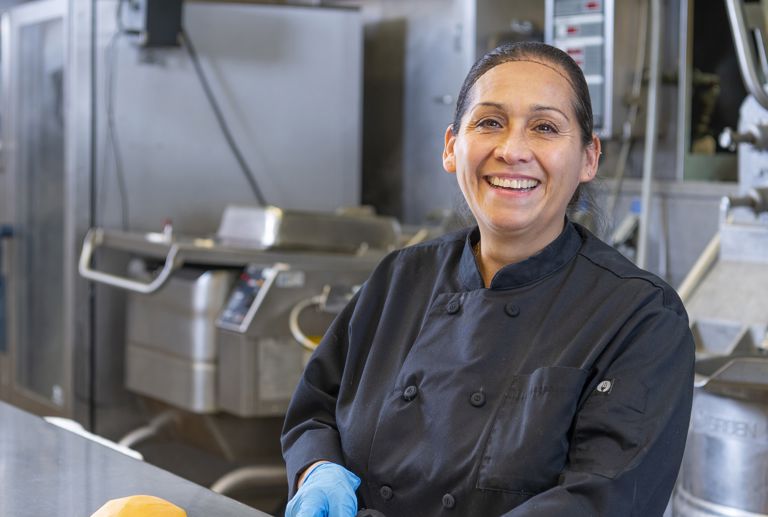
[79, 206, 399, 418]
[673, 1, 768, 515]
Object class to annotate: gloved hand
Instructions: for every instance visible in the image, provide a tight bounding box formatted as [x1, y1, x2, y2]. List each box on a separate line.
[285, 462, 361, 517]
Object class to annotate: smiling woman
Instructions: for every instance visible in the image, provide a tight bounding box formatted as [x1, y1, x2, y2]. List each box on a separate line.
[281, 42, 694, 517]
[443, 57, 600, 283]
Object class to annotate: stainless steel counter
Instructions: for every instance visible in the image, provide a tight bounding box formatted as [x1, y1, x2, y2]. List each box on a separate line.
[0, 401, 271, 516]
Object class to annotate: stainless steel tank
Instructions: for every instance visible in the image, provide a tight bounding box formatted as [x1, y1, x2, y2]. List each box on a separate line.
[674, 355, 768, 516]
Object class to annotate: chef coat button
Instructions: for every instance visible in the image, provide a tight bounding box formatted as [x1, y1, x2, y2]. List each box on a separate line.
[403, 385, 418, 401]
[469, 391, 486, 407]
[380, 485, 393, 500]
[446, 300, 461, 314]
[442, 493, 456, 509]
[504, 303, 520, 317]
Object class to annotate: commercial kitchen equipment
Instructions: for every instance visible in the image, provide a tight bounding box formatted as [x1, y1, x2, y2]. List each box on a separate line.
[79, 205, 399, 417]
[673, 0, 768, 515]
[0, 0, 364, 436]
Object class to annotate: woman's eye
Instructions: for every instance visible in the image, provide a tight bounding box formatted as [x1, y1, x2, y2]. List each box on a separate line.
[534, 122, 558, 134]
[477, 119, 502, 129]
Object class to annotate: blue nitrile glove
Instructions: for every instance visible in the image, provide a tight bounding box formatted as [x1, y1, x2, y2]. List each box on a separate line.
[285, 462, 361, 517]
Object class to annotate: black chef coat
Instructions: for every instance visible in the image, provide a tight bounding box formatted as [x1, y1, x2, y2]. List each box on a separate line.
[282, 220, 695, 516]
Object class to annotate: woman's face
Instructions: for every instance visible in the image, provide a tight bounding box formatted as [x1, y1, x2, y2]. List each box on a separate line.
[443, 60, 599, 244]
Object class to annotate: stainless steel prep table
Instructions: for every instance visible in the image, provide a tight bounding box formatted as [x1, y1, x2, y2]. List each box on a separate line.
[0, 401, 271, 516]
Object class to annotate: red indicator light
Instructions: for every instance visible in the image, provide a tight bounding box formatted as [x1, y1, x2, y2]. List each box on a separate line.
[567, 26, 579, 34]
[585, 1, 600, 9]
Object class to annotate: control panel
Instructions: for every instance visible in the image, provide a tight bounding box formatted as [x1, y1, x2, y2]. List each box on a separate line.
[545, 0, 644, 139]
[547, 0, 611, 135]
[217, 263, 285, 333]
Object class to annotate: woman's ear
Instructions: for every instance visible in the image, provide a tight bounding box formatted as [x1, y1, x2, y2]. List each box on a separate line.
[443, 125, 457, 174]
[579, 133, 601, 183]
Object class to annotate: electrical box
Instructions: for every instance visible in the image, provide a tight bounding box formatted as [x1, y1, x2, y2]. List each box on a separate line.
[545, 0, 644, 139]
[119, 0, 183, 47]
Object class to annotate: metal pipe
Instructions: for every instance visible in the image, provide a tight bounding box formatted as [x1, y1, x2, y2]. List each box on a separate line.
[607, 0, 649, 221]
[210, 465, 287, 495]
[118, 410, 177, 449]
[676, 232, 720, 304]
[724, 0, 768, 110]
[637, 0, 663, 269]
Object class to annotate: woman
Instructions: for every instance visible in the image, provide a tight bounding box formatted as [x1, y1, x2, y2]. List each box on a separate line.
[281, 42, 694, 516]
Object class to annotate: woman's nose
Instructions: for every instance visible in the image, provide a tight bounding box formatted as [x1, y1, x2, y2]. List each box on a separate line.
[494, 129, 533, 164]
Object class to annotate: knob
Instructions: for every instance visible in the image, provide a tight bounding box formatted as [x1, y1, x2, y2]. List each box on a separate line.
[719, 127, 758, 151]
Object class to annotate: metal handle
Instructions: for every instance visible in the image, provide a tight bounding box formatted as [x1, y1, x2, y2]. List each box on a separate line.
[719, 126, 757, 150]
[0, 224, 11, 354]
[0, 224, 12, 266]
[725, 0, 768, 110]
[78, 228, 182, 294]
[0, 224, 13, 279]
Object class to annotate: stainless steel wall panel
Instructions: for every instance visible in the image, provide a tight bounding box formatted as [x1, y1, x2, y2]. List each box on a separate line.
[94, 1, 363, 235]
[400, 0, 472, 224]
[475, 0, 544, 56]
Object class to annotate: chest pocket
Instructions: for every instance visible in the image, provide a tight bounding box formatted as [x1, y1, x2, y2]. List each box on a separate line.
[476, 366, 588, 495]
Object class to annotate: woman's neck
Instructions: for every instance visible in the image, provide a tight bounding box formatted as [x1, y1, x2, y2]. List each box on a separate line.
[474, 222, 565, 288]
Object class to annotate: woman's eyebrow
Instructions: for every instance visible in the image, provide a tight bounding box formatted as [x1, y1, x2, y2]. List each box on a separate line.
[531, 104, 570, 120]
[473, 102, 570, 121]
[472, 101, 505, 111]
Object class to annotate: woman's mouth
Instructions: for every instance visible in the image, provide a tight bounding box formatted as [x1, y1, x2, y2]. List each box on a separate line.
[486, 176, 540, 192]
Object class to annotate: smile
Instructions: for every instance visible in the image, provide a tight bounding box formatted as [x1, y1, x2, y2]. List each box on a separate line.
[486, 176, 540, 191]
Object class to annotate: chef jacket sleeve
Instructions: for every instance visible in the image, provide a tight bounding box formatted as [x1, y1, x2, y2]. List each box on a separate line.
[501, 299, 695, 517]
[281, 289, 361, 499]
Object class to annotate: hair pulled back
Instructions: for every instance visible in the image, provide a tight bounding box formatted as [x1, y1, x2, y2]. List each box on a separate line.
[452, 42, 594, 148]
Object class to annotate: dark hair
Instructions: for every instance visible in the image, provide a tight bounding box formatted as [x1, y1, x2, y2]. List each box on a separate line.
[452, 42, 594, 148]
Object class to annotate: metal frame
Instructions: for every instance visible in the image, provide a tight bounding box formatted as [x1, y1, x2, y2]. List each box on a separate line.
[604, 0, 615, 138]
[676, 0, 691, 181]
[1, 0, 70, 416]
[675, 0, 755, 181]
[67, 0, 95, 427]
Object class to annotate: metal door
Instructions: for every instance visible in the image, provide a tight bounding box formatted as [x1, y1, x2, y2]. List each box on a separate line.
[0, 0, 70, 416]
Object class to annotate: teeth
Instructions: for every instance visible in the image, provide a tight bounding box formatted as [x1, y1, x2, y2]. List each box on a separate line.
[489, 177, 539, 189]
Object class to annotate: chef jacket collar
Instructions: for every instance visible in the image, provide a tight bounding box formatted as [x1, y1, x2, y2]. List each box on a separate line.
[459, 219, 583, 290]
